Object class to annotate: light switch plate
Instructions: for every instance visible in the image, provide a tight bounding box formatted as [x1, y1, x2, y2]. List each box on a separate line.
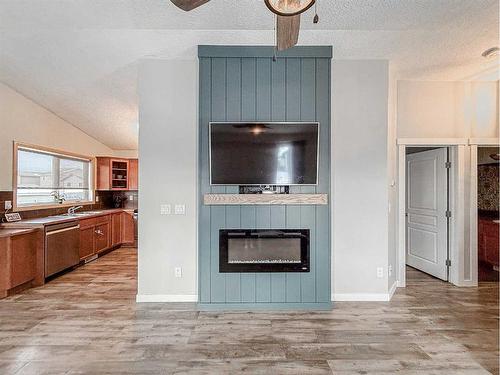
[175, 267, 182, 278]
[174, 204, 185, 215]
[376, 267, 384, 278]
[160, 204, 171, 215]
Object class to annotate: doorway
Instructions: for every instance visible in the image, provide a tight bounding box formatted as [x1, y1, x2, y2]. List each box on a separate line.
[476, 146, 499, 282]
[405, 147, 450, 281]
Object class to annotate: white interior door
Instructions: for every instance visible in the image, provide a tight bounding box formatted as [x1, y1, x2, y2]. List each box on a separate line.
[406, 148, 448, 280]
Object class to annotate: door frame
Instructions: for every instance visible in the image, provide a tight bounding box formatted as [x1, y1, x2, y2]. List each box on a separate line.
[397, 138, 468, 287]
[469, 138, 500, 286]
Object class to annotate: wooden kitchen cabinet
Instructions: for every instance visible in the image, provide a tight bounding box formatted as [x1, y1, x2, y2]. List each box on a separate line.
[79, 215, 111, 260]
[95, 223, 110, 253]
[121, 211, 135, 245]
[0, 228, 44, 298]
[79, 211, 133, 260]
[129, 159, 138, 190]
[478, 219, 499, 267]
[79, 226, 94, 259]
[96, 157, 138, 191]
[111, 213, 122, 246]
[96, 157, 111, 190]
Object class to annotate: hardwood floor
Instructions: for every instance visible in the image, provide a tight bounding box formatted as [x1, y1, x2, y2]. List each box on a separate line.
[0, 248, 498, 374]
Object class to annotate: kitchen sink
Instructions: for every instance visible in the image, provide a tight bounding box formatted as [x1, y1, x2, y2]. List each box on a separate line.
[56, 211, 105, 217]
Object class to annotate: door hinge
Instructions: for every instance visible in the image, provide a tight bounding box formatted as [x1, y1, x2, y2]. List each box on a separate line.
[445, 259, 451, 267]
[445, 210, 452, 218]
[445, 161, 451, 169]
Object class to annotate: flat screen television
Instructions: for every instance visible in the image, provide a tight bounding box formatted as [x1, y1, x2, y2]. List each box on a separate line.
[210, 122, 319, 185]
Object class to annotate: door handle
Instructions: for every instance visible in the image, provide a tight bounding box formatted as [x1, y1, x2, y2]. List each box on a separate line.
[46, 225, 80, 236]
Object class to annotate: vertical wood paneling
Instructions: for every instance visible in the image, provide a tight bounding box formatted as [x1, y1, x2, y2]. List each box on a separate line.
[240, 206, 257, 302]
[199, 48, 331, 307]
[270, 205, 286, 302]
[315, 58, 331, 303]
[255, 57, 272, 302]
[199, 57, 211, 303]
[225, 58, 242, 302]
[285, 57, 302, 302]
[256, 58, 272, 121]
[270, 58, 287, 302]
[209, 58, 227, 302]
[241, 59, 256, 122]
[240, 57, 257, 302]
[300, 58, 317, 301]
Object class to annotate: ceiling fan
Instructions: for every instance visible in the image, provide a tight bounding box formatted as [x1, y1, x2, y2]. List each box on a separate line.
[170, 0, 317, 51]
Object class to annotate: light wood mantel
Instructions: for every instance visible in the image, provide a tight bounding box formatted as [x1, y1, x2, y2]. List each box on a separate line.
[203, 194, 328, 206]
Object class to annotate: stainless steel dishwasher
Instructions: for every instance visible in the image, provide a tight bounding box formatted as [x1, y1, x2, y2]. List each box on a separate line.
[45, 221, 80, 277]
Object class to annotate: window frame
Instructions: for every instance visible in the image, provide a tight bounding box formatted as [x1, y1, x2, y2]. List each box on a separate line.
[13, 142, 96, 211]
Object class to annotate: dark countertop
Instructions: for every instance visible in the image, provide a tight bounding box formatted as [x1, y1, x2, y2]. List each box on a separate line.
[0, 228, 39, 238]
[1, 208, 133, 228]
[479, 210, 499, 222]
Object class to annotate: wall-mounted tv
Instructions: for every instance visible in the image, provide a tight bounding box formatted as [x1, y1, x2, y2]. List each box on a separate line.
[210, 122, 319, 185]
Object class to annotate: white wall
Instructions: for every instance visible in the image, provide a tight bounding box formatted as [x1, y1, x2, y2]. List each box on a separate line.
[137, 59, 198, 300]
[0, 82, 115, 191]
[331, 60, 390, 299]
[398, 81, 499, 138]
[137, 57, 393, 301]
[387, 65, 398, 291]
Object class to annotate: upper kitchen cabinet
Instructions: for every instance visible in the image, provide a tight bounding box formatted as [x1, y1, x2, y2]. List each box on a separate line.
[128, 159, 138, 190]
[96, 157, 138, 191]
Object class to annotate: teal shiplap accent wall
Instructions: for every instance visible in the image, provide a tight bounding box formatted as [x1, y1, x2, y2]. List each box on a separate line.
[198, 46, 332, 309]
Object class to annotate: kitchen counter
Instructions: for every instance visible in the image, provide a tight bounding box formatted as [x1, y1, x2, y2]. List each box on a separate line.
[0, 228, 39, 238]
[1, 208, 132, 228]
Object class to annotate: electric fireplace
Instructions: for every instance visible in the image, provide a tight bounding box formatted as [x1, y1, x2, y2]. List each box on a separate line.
[219, 229, 310, 273]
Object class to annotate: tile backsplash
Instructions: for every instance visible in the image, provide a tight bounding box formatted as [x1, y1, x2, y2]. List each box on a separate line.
[0, 190, 138, 219]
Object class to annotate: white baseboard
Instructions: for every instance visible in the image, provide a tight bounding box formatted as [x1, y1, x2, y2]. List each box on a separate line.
[136, 294, 198, 303]
[332, 283, 399, 302]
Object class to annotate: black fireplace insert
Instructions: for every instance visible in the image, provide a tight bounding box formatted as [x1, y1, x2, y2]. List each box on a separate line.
[219, 229, 310, 273]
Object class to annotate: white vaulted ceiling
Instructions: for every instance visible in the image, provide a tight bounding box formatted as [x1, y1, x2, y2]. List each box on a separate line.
[0, 0, 498, 149]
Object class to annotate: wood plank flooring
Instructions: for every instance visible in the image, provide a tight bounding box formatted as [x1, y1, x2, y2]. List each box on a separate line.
[0, 248, 498, 374]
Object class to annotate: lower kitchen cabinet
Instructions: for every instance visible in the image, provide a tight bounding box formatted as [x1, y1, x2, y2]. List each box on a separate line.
[79, 215, 111, 260]
[79, 211, 133, 260]
[111, 213, 122, 246]
[122, 211, 135, 245]
[79, 226, 95, 259]
[95, 223, 110, 253]
[479, 219, 499, 267]
[0, 228, 44, 298]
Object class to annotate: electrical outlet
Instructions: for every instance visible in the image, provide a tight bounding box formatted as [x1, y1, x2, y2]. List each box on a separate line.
[377, 267, 384, 278]
[174, 204, 185, 215]
[160, 204, 171, 215]
[388, 265, 393, 277]
[175, 267, 182, 278]
[95, 196, 99, 202]
[4, 201, 12, 210]
[129, 195, 134, 201]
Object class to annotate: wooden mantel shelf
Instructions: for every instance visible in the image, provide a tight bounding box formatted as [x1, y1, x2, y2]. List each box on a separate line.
[203, 194, 328, 206]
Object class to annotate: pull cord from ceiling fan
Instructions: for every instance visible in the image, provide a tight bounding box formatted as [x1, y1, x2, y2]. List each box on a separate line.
[313, 0, 319, 24]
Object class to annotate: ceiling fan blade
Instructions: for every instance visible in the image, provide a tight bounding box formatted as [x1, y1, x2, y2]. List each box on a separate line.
[276, 14, 300, 51]
[170, 0, 211, 11]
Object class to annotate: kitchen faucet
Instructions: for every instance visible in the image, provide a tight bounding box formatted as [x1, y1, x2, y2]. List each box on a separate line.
[68, 206, 83, 215]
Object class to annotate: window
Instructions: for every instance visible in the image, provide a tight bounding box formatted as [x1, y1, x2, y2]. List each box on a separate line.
[14, 143, 94, 209]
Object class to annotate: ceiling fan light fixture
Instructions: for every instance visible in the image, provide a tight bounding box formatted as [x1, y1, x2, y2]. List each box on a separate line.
[265, 0, 315, 16]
